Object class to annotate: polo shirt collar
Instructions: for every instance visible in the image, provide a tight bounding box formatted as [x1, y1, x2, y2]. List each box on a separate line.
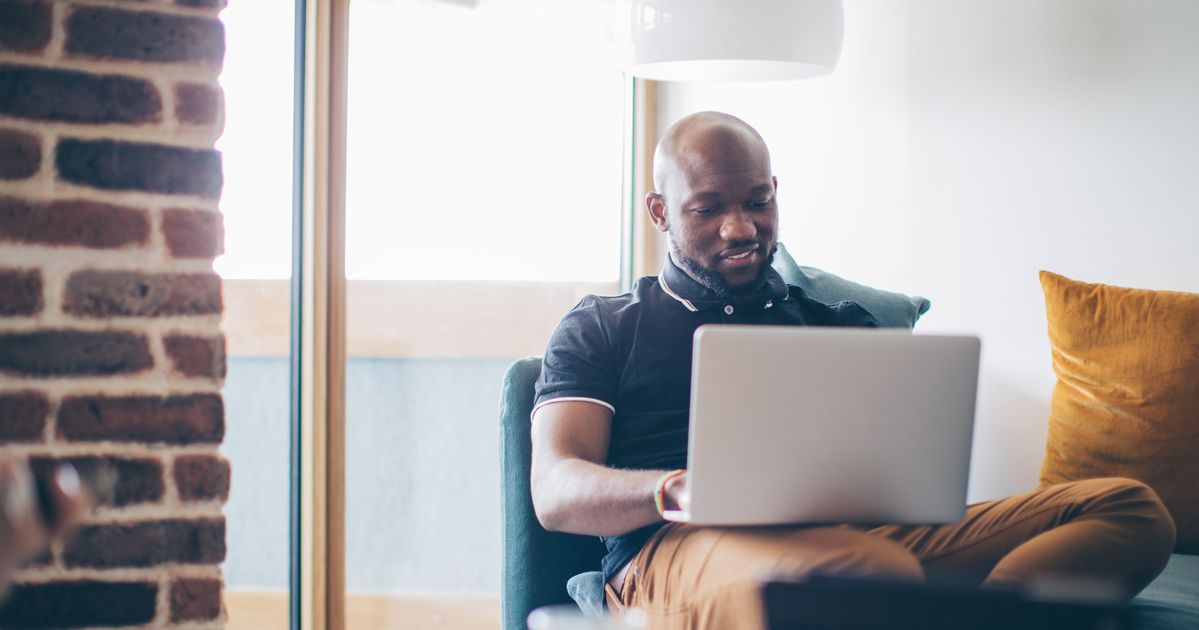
[659, 253, 789, 313]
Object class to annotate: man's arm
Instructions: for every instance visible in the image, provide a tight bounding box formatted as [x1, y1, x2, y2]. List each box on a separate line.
[530, 401, 688, 536]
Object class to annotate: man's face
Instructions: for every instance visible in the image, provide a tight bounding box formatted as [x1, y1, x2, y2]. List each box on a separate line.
[649, 137, 779, 298]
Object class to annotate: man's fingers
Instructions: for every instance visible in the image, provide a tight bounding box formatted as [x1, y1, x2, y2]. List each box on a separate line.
[677, 476, 691, 513]
[665, 471, 691, 513]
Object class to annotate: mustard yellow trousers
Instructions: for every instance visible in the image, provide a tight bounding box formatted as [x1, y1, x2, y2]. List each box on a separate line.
[605, 478, 1176, 630]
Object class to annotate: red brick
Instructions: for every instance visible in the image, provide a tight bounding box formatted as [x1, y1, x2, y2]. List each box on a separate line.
[164, 334, 225, 379]
[63, 518, 225, 568]
[0, 581, 157, 628]
[0, 268, 42, 316]
[0, 330, 153, 377]
[66, 7, 224, 65]
[0, 391, 49, 442]
[162, 207, 224, 258]
[57, 393, 223, 445]
[174, 454, 230, 502]
[20, 549, 51, 568]
[64, 270, 222, 317]
[30, 456, 164, 507]
[0, 197, 150, 249]
[0, 64, 161, 124]
[0, 129, 41, 180]
[169, 577, 222, 622]
[56, 138, 222, 199]
[174, 82, 222, 125]
[0, 2, 52, 54]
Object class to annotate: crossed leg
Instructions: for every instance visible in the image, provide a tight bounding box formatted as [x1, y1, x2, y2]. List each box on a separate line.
[610, 478, 1175, 630]
[869, 477, 1176, 596]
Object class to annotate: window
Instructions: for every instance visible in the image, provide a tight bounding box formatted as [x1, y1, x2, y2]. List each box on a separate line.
[346, 0, 623, 283]
[342, 0, 627, 625]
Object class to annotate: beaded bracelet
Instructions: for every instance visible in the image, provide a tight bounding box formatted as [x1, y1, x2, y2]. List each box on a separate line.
[653, 469, 687, 517]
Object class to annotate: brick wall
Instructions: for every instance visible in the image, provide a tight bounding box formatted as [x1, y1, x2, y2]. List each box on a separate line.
[1, 1, 229, 627]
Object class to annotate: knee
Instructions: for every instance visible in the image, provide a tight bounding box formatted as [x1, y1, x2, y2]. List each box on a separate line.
[831, 541, 926, 583]
[1122, 479, 1176, 557]
[852, 536, 926, 582]
[1084, 477, 1177, 562]
[775, 534, 924, 584]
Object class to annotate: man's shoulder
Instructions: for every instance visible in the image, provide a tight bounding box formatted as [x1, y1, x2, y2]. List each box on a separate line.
[536, 279, 668, 402]
[565, 276, 664, 319]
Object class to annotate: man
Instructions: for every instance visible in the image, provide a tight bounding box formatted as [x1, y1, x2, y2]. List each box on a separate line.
[530, 111, 1175, 629]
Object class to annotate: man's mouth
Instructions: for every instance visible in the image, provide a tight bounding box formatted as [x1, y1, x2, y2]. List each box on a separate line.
[720, 244, 761, 268]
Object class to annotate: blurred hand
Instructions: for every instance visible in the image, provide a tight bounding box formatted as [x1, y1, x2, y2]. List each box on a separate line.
[0, 457, 88, 591]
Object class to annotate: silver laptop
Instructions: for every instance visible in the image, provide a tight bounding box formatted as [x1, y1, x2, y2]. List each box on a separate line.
[663, 325, 980, 526]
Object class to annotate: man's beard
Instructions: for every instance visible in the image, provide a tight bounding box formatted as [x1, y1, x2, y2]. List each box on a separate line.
[671, 241, 777, 300]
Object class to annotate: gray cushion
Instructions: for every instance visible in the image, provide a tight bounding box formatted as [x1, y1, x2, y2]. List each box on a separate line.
[566, 571, 607, 618]
[1129, 553, 1199, 630]
[772, 243, 930, 328]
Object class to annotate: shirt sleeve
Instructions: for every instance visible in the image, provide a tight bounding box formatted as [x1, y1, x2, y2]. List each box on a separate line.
[534, 298, 618, 415]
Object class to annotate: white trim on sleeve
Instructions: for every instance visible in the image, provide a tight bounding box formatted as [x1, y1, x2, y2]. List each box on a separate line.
[530, 396, 616, 420]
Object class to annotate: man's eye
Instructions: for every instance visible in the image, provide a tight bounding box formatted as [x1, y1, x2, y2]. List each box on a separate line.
[747, 199, 771, 209]
[692, 207, 715, 215]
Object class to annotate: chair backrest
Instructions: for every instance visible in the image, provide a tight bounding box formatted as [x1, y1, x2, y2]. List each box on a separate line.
[499, 357, 607, 630]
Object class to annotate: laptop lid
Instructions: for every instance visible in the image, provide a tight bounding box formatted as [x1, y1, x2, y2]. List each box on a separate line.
[665, 325, 980, 526]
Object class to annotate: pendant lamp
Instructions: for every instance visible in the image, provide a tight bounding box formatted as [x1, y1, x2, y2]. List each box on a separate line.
[616, 0, 844, 82]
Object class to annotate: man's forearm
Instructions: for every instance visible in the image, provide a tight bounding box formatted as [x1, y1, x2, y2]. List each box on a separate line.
[534, 458, 668, 536]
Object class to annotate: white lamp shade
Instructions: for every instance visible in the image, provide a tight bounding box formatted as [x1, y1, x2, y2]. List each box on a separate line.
[616, 0, 844, 82]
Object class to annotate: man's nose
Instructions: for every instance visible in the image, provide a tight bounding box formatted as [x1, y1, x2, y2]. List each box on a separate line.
[720, 211, 757, 242]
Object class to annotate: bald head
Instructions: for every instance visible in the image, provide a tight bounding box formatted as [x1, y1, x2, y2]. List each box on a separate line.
[645, 112, 780, 297]
[652, 112, 772, 203]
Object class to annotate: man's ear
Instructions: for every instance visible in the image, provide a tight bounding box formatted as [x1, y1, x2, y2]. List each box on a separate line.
[646, 192, 669, 233]
[773, 175, 778, 192]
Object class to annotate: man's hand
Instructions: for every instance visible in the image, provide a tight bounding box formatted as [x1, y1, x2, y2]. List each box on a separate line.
[661, 471, 690, 515]
[0, 458, 88, 591]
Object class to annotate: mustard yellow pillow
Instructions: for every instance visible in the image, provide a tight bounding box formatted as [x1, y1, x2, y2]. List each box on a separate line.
[1039, 270, 1199, 553]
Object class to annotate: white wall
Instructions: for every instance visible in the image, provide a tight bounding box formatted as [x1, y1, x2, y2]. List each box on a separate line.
[657, 0, 1199, 502]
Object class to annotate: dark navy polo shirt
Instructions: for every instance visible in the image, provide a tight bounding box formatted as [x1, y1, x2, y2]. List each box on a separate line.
[534, 254, 878, 581]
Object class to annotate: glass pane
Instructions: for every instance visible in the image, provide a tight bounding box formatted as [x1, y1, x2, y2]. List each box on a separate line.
[344, 0, 625, 626]
[217, 1, 296, 627]
[345, 0, 622, 282]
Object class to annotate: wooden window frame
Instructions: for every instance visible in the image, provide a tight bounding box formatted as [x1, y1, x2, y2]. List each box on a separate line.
[295, 0, 347, 628]
[623, 78, 665, 289]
